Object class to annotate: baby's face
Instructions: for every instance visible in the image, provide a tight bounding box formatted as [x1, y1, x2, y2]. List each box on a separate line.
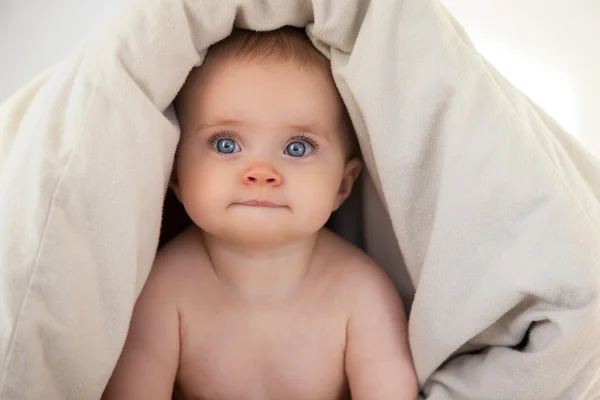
[173, 57, 360, 247]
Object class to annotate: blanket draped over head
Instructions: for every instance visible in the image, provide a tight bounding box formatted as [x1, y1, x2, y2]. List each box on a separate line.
[0, 0, 599, 398]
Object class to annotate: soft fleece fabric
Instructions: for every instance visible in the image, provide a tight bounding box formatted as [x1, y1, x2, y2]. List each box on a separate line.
[1, 0, 599, 399]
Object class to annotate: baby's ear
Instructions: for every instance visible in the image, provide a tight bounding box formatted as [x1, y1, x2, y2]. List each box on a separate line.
[169, 163, 182, 202]
[333, 158, 362, 211]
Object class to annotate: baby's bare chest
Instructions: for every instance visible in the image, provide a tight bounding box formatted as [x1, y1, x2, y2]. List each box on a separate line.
[176, 297, 349, 400]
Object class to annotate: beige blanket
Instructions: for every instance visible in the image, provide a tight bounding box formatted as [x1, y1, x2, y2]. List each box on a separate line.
[1, 0, 600, 398]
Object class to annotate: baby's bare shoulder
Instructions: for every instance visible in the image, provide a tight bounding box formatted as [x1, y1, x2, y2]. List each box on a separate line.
[318, 229, 396, 296]
[151, 226, 213, 289]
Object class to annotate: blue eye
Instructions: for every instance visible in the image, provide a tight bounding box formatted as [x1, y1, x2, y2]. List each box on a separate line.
[214, 138, 241, 154]
[285, 141, 313, 157]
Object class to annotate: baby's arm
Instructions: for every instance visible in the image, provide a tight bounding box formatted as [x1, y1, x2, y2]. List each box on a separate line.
[102, 251, 180, 400]
[344, 260, 418, 400]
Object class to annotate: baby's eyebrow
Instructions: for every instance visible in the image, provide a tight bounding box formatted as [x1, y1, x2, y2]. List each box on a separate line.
[194, 119, 331, 140]
[195, 118, 244, 131]
[288, 123, 331, 140]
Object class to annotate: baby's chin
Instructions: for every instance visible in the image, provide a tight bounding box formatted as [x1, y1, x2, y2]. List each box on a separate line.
[193, 205, 331, 246]
[202, 220, 323, 248]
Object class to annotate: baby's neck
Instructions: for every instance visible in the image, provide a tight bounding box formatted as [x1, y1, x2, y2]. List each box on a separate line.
[201, 231, 320, 300]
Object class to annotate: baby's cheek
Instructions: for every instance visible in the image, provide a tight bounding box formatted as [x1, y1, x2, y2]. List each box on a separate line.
[298, 200, 335, 236]
[181, 177, 226, 233]
[195, 173, 230, 207]
[305, 180, 339, 221]
[179, 167, 218, 209]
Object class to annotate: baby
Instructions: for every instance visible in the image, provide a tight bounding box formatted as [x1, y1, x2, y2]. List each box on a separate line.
[103, 27, 418, 400]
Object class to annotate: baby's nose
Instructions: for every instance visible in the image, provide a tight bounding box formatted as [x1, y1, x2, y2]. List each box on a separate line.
[242, 164, 283, 186]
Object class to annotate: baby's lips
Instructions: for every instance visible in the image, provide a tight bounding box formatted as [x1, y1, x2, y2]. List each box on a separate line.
[238, 200, 283, 207]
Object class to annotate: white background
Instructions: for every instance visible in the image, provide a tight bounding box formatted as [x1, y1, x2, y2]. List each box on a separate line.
[1, 0, 598, 155]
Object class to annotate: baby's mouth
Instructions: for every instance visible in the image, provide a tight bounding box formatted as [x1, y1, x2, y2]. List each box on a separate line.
[238, 200, 283, 208]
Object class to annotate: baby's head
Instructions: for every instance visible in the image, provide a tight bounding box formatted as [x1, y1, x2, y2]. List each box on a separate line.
[172, 27, 362, 248]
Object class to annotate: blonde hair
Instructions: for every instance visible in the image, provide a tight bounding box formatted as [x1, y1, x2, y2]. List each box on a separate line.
[206, 26, 326, 68]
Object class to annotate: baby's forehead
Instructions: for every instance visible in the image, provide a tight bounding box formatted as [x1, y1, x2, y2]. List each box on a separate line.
[180, 56, 345, 120]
